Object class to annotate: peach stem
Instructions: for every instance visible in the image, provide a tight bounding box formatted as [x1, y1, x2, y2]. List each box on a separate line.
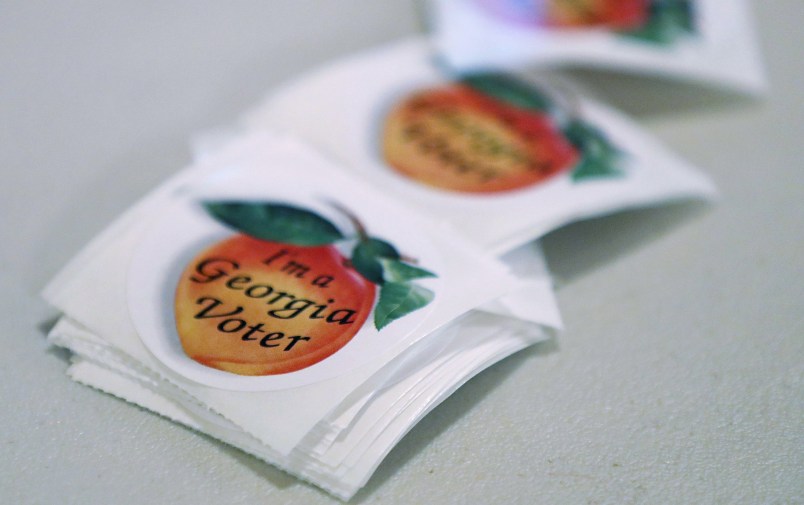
[326, 199, 368, 240]
[325, 199, 419, 264]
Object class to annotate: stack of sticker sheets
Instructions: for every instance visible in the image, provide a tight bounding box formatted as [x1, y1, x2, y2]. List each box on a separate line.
[41, 2, 765, 497]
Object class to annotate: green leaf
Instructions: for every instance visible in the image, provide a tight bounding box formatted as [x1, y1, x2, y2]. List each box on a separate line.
[460, 73, 553, 112]
[374, 282, 434, 330]
[563, 120, 623, 182]
[379, 258, 437, 283]
[571, 154, 623, 181]
[204, 201, 344, 246]
[350, 238, 400, 284]
[621, 0, 695, 44]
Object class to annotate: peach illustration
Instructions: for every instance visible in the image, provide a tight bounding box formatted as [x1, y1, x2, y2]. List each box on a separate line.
[475, 0, 649, 29]
[175, 235, 376, 376]
[173, 201, 436, 377]
[382, 80, 580, 194]
[547, 0, 649, 29]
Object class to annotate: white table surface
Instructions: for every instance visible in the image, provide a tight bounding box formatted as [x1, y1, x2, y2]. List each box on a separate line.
[2, 2, 801, 504]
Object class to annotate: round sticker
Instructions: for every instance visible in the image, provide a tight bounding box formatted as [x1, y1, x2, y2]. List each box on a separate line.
[128, 191, 442, 391]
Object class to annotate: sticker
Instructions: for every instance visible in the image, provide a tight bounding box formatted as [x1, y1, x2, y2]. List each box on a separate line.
[381, 72, 622, 194]
[429, 0, 766, 94]
[246, 38, 716, 253]
[128, 148, 443, 391]
[474, 0, 695, 45]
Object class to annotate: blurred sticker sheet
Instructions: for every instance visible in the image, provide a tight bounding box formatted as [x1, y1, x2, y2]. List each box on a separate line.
[428, 0, 766, 94]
